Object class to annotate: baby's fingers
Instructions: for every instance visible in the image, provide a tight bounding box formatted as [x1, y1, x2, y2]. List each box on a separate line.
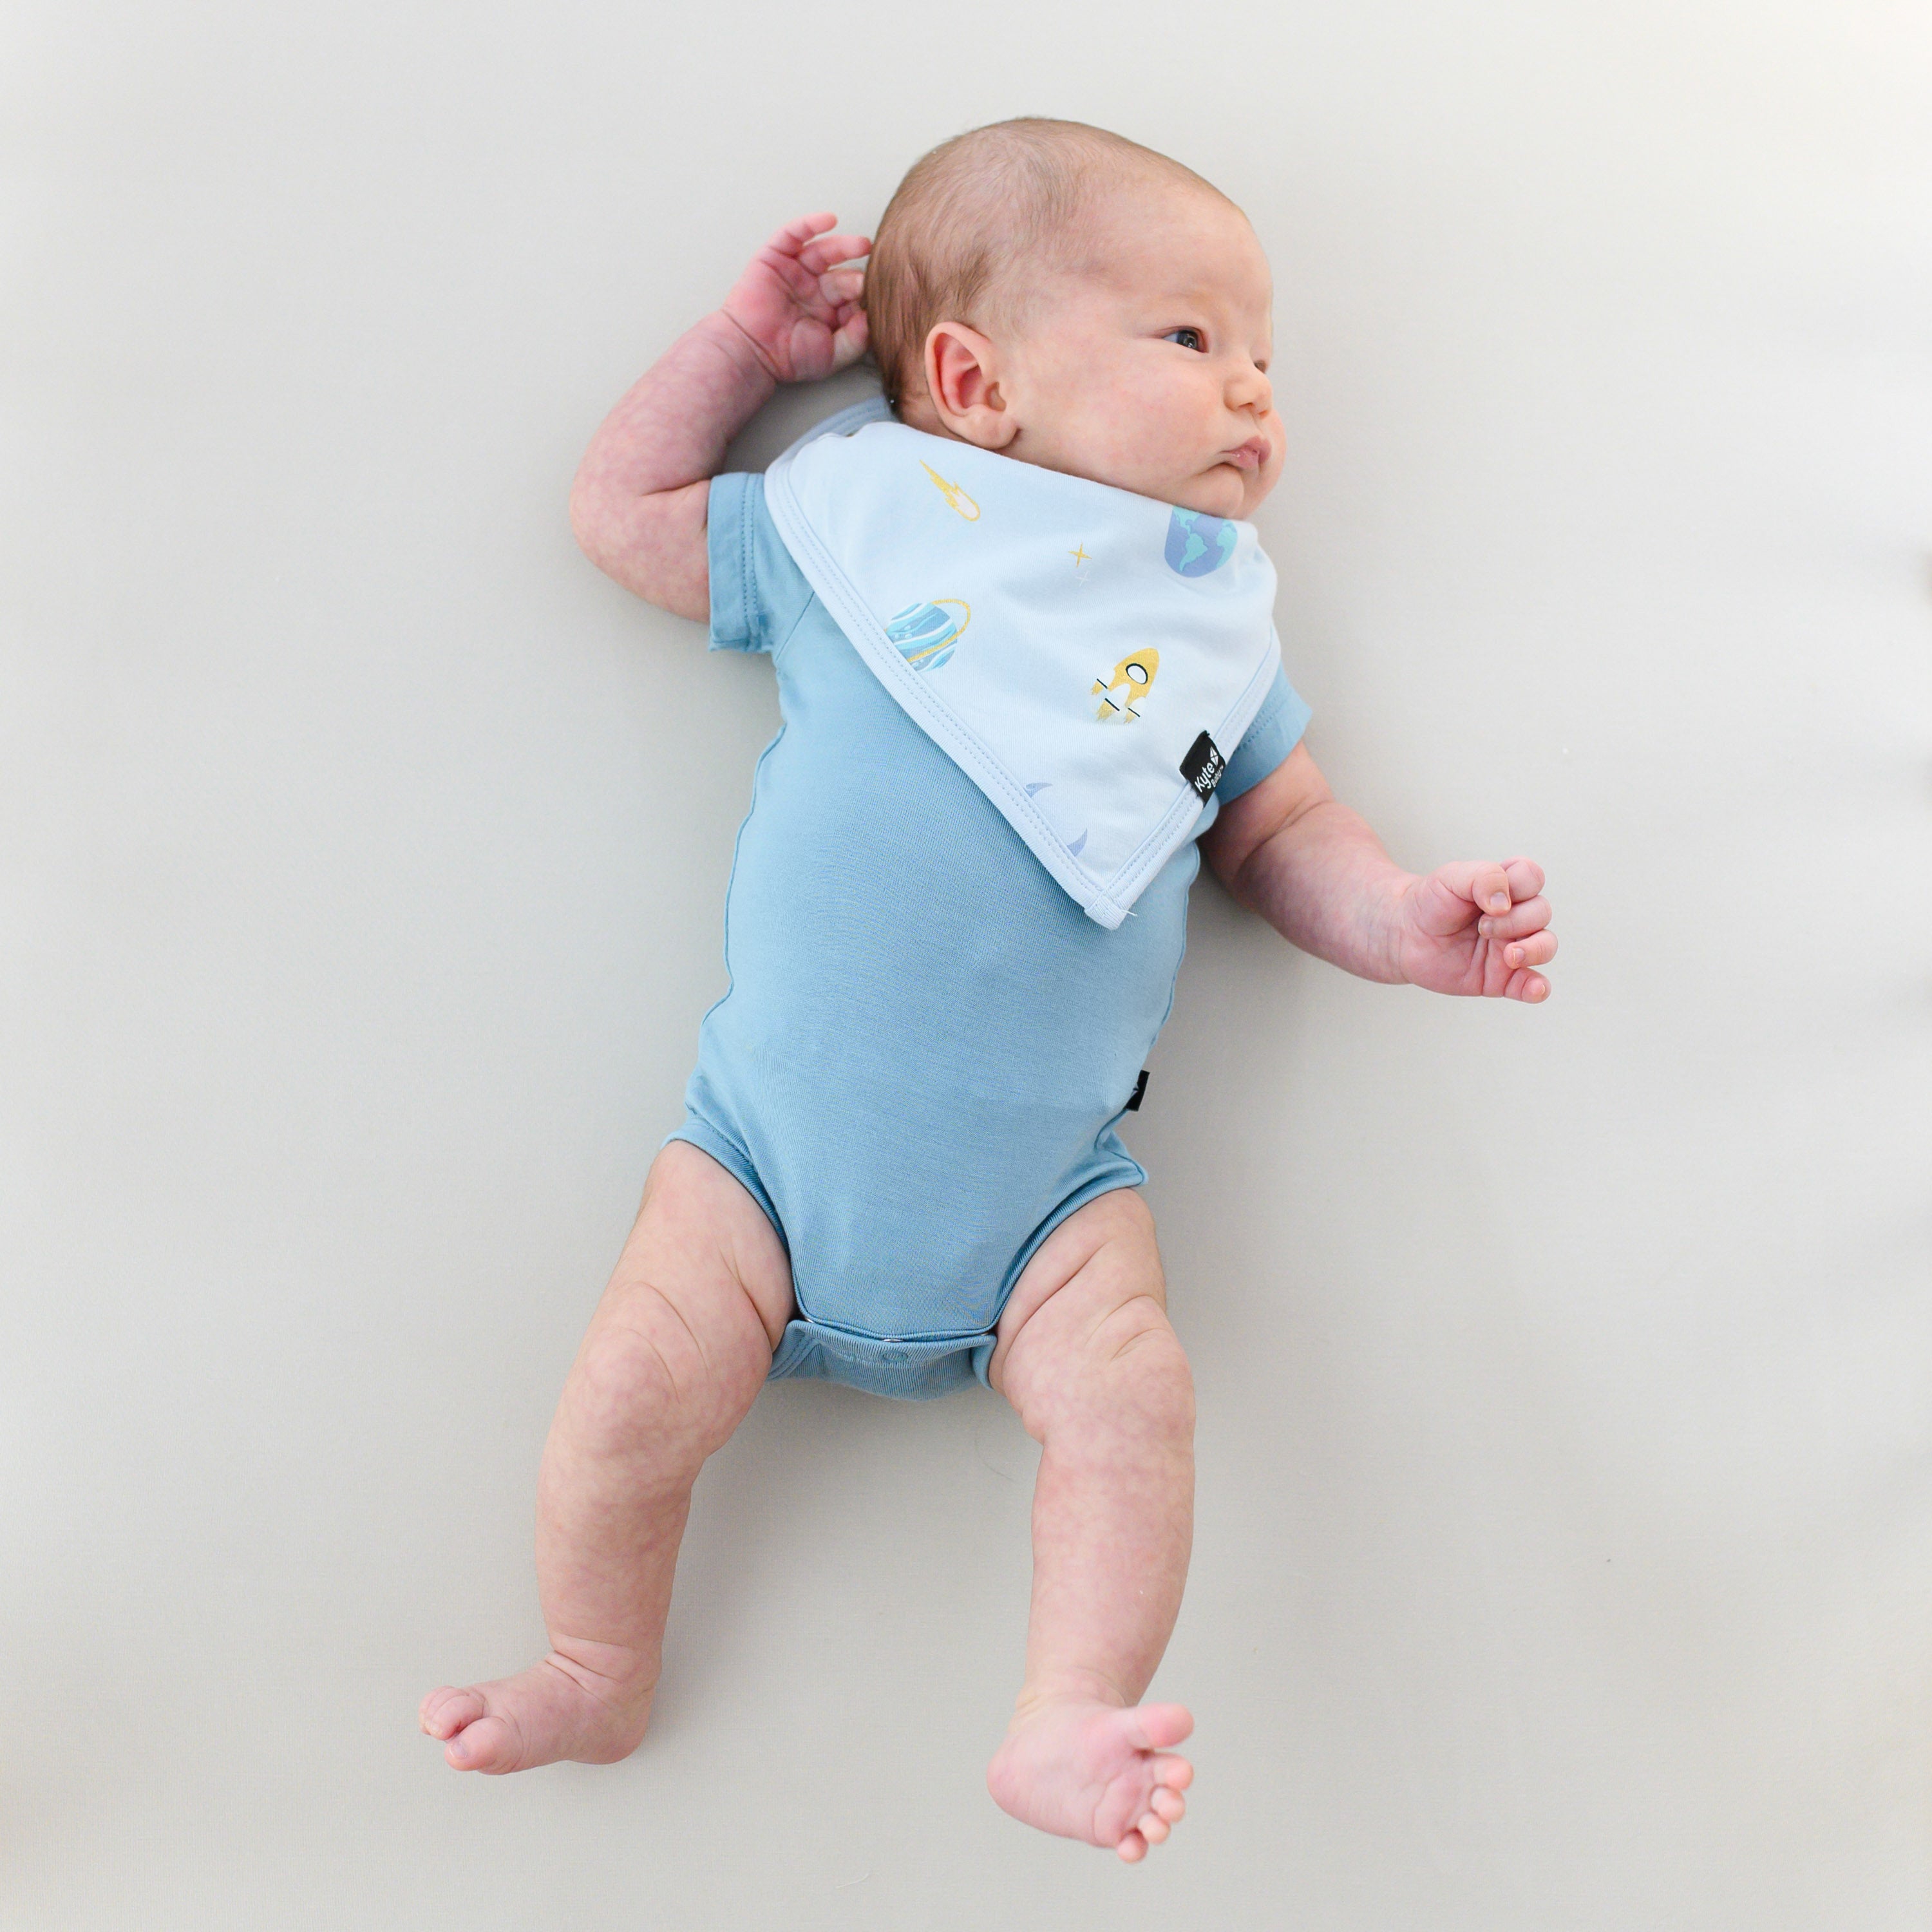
[828, 307, 870, 371]
[765, 211, 840, 258]
[1430, 859, 1514, 916]
[819, 267, 867, 307]
[1498, 930, 1557, 971]
[1501, 856, 1545, 902]
[799, 230, 871, 274]
[1477, 895, 1551, 943]
[1505, 965, 1551, 1003]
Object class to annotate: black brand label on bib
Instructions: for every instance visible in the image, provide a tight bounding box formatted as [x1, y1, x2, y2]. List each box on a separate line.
[1180, 732, 1225, 800]
[1125, 1069, 1150, 1112]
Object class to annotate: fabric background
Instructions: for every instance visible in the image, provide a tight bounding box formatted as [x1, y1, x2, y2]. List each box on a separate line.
[3, 2, 1927, 1926]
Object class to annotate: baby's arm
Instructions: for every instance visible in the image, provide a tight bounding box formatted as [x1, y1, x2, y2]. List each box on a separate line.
[568, 214, 870, 619]
[1200, 743, 1556, 1002]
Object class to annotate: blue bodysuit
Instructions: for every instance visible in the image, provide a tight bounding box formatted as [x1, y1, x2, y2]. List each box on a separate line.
[668, 471, 1311, 1399]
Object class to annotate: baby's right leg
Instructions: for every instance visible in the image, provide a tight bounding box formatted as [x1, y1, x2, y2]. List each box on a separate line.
[420, 1140, 793, 1772]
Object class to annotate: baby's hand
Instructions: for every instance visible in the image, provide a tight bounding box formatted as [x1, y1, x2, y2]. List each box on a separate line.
[718, 212, 871, 385]
[1394, 858, 1556, 1003]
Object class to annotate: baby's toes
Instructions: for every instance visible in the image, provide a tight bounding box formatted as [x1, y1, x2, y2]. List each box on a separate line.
[1115, 1828, 1150, 1863]
[444, 1712, 522, 1773]
[1135, 1809, 1171, 1845]
[1149, 1785, 1187, 1824]
[419, 1686, 484, 1739]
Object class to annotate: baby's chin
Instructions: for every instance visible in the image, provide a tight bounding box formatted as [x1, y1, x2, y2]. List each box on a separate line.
[1012, 446, 1262, 518]
[1164, 466, 1262, 520]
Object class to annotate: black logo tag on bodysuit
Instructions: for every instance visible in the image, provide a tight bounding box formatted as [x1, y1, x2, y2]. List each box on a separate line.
[1125, 1069, 1150, 1112]
[1180, 732, 1225, 800]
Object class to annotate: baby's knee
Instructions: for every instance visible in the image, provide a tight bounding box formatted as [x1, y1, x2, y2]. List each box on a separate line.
[1009, 1287, 1195, 1444]
[567, 1289, 763, 1463]
[1094, 1296, 1195, 1434]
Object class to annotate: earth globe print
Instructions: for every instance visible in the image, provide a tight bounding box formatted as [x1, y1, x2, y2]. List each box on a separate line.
[1166, 507, 1237, 576]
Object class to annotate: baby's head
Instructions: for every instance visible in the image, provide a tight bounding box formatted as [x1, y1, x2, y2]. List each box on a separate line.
[865, 119, 1282, 520]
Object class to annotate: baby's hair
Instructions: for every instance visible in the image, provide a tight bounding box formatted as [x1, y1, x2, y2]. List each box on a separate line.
[864, 118, 1233, 419]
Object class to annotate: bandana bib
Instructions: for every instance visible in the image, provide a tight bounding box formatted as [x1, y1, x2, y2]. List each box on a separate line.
[763, 397, 1283, 929]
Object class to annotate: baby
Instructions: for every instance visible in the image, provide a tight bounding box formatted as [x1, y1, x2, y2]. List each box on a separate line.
[421, 118, 1555, 1861]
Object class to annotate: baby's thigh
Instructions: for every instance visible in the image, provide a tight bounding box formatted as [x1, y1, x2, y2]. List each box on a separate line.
[987, 1190, 1186, 1421]
[570, 1143, 796, 1434]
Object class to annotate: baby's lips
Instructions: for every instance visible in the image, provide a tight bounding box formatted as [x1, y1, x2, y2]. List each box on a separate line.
[1224, 437, 1269, 471]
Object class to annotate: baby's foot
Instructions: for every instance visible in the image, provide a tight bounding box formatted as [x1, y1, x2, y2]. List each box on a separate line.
[419, 1643, 654, 1774]
[986, 1695, 1194, 1861]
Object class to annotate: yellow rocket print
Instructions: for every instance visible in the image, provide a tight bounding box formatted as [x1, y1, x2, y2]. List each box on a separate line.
[1092, 647, 1159, 723]
[920, 460, 980, 521]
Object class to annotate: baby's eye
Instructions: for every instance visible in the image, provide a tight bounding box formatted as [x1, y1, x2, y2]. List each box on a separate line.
[1162, 327, 1206, 352]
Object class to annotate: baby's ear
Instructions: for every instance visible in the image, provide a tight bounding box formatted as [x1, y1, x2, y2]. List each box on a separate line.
[924, 323, 1016, 449]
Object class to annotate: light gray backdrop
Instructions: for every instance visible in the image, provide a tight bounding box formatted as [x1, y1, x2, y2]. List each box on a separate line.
[4, 1, 1927, 1926]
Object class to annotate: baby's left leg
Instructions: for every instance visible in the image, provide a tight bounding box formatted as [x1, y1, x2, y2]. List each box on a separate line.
[983, 1189, 1197, 1862]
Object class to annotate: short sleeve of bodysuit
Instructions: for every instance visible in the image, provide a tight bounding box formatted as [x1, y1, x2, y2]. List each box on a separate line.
[705, 470, 1310, 796]
[706, 471, 812, 656]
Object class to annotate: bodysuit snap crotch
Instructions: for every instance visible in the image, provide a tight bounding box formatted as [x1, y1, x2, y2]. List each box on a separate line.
[666, 1109, 1144, 1401]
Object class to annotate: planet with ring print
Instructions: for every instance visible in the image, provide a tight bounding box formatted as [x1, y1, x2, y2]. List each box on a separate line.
[886, 598, 971, 669]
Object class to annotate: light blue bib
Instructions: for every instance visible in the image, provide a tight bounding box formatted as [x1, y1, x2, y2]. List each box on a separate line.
[764, 399, 1283, 929]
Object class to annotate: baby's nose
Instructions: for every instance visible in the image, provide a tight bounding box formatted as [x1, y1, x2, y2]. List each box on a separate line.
[1229, 361, 1271, 410]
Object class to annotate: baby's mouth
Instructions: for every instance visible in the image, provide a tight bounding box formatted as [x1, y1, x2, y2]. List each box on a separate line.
[1222, 437, 1269, 472]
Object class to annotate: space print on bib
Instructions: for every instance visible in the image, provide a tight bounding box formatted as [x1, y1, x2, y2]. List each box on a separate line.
[764, 394, 1283, 930]
[886, 598, 971, 670]
[1092, 648, 1160, 723]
